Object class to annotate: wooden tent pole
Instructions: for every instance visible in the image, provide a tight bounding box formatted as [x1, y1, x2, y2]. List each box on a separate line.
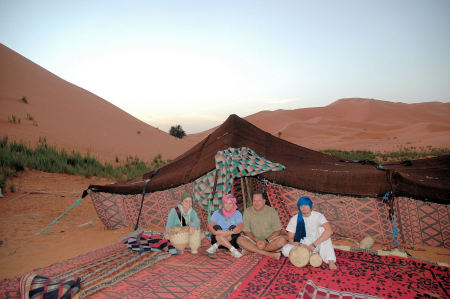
[241, 177, 247, 210]
[245, 177, 252, 207]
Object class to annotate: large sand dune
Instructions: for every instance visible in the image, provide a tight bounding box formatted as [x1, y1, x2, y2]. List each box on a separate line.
[188, 98, 450, 152]
[0, 44, 195, 163]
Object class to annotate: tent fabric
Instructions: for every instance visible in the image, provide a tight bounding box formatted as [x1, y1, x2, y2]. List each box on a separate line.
[265, 183, 449, 248]
[193, 147, 285, 210]
[90, 184, 209, 230]
[90, 177, 449, 248]
[89, 114, 449, 204]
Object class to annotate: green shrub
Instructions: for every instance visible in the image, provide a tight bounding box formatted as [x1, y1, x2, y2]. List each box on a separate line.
[169, 125, 186, 139]
[320, 147, 450, 164]
[0, 136, 169, 188]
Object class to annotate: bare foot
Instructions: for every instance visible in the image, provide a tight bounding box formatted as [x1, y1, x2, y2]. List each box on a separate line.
[268, 252, 281, 260]
[328, 260, 337, 269]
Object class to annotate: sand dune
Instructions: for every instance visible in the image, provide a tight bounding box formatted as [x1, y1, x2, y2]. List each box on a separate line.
[187, 98, 450, 152]
[1, 43, 449, 164]
[0, 44, 195, 163]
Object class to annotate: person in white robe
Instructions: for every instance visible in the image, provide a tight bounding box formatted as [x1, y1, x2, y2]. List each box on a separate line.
[281, 196, 337, 269]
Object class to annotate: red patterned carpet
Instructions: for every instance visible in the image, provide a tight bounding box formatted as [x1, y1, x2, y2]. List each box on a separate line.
[229, 249, 449, 299]
[0, 243, 126, 298]
[91, 242, 263, 299]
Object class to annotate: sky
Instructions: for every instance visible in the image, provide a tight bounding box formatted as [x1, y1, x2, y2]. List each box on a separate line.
[1, 0, 449, 133]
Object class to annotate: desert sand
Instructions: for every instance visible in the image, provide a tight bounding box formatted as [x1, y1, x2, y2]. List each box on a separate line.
[1, 43, 449, 282]
[0, 44, 196, 163]
[188, 98, 450, 152]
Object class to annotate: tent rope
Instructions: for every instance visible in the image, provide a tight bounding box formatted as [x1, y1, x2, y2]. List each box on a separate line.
[39, 190, 89, 234]
[134, 179, 151, 231]
[391, 213, 400, 248]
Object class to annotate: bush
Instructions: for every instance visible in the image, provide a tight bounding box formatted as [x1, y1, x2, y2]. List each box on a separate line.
[169, 125, 186, 139]
[0, 137, 169, 188]
[320, 147, 450, 164]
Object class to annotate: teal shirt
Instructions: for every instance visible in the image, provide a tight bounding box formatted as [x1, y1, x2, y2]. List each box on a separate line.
[165, 206, 201, 234]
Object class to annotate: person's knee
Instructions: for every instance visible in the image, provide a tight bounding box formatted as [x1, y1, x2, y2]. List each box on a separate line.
[274, 236, 287, 247]
[281, 244, 292, 257]
[213, 225, 223, 231]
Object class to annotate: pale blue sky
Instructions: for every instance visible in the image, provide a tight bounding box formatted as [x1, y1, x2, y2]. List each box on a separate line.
[1, 0, 449, 133]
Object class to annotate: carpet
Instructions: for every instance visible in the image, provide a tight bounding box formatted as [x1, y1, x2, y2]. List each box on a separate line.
[91, 240, 264, 299]
[229, 249, 449, 299]
[0, 242, 171, 299]
[299, 280, 382, 299]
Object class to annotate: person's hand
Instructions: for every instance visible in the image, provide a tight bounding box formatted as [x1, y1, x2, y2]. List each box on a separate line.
[301, 243, 315, 252]
[256, 240, 266, 250]
[215, 230, 224, 236]
[224, 230, 232, 237]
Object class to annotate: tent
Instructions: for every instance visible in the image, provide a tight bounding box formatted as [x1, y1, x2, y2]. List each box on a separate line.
[89, 114, 450, 248]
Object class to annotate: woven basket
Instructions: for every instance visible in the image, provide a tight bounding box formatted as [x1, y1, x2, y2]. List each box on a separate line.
[289, 246, 309, 268]
[309, 253, 322, 267]
[168, 226, 189, 252]
[188, 228, 201, 254]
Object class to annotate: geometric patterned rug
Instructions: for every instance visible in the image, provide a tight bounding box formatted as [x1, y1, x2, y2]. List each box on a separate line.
[91, 180, 449, 250]
[91, 239, 264, 299]
[266, 183, 396, 246]
[90, 183, 209, 231]
[395, 196, 450, 248]
[266, 183, 450, 249]
[229, 249, 450, 299]
[0, 243, 126, 298]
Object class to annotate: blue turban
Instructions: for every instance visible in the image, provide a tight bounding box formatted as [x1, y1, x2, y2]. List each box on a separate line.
[294, 196, 313, 242]
[297, 196, 313, 209]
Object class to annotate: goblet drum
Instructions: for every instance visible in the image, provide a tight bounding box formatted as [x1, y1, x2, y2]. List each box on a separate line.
[188, 228, 201, 254]
[168, 226, 189, 252]
[309, 252, 323, 267]
[289, 246, 310, 268]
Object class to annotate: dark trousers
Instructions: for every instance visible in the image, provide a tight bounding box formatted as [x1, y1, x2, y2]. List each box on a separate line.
[211, 225, 240, 249]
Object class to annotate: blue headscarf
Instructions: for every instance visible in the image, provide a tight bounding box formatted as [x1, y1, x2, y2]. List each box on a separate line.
[294, 196, 313, 242]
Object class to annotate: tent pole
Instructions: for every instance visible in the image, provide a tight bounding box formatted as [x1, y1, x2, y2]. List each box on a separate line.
[208, 170, 219, 222]
[244, 177, 252, 207]
[241, 177, 247, 210]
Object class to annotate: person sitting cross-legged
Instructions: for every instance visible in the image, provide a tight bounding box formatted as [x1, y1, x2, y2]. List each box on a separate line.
[281, 196, 337, 269]
[206, 194, 243, 258]
[237, 192, 287, 260]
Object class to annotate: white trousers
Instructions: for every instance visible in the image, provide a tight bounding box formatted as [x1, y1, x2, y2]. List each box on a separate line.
[281, 227, 336, 263]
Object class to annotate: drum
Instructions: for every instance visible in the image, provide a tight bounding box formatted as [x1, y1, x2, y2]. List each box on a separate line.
[168, 226, 189, 252]
[309, 252, 323, 267]
[188, 228, 201, 254]
[289, 246, 310, 268]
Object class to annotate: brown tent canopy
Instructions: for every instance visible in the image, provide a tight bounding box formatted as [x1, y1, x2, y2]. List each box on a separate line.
[89, 114, 449, 204]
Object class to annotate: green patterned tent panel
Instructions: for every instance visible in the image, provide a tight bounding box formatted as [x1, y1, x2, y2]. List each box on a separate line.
[193, 147, 285, 211]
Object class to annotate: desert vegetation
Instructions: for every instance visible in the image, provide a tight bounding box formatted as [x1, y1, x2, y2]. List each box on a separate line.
[169, 124, 186, 139]
[321, 147, 449, 164]
[0, 137, 167, 191]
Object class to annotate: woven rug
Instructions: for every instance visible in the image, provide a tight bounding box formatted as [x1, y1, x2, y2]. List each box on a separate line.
[299, 280, 382, 299]
[0, 242, 171, 299]
[91, 239, 264, 299]
[90, 183, 209, 230]
[229, 249, 449, 299]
